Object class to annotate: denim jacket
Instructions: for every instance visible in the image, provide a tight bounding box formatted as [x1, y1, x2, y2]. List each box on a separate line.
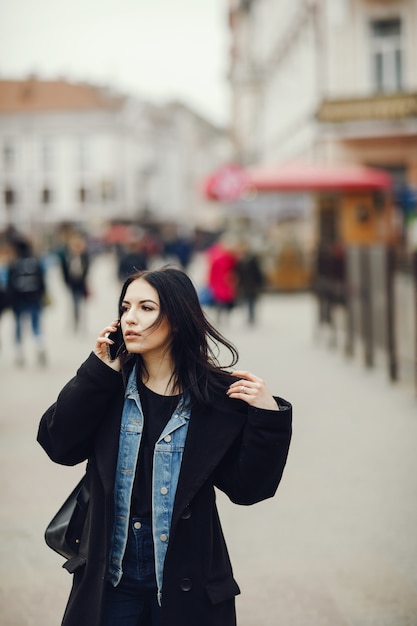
[107, 365, 190, 604]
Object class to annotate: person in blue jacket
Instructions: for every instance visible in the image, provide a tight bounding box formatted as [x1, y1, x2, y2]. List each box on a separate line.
[37, 266, 292, 626]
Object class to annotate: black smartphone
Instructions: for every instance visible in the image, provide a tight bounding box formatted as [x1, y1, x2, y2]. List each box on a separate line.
[108, 324, 124, 361]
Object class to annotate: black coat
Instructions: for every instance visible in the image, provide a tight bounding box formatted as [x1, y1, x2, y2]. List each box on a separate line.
[60, 250, 89, 294]
[37, 353, 292, 626]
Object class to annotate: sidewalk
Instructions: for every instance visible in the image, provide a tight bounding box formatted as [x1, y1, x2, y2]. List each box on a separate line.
[1, 253, 416, 626]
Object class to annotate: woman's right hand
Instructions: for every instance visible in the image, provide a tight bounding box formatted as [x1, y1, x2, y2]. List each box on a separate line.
[94, 322, 122, 371]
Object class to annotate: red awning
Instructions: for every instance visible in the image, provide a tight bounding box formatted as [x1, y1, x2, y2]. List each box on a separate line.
[202, 163, 250, 201]
[202, 161, 392, 200]
[246, 162, 392, 192]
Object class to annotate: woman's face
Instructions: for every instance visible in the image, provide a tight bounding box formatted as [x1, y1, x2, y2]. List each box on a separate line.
[120, 278, 172, 359]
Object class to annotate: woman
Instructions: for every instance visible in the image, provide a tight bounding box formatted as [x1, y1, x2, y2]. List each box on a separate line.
[37, 267, 292, 626]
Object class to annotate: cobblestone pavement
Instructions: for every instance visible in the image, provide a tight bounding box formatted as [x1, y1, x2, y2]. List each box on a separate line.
[1, 253, 416, 626]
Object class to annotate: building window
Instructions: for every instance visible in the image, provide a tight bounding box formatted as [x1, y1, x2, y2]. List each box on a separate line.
[100, 179, 116, 201]
[3, 140, 16, 171]
[239, 0, 253, 11]
[76, 138, 88, 171]
[370, 17, 403, 93]
[41, 139, 53, 171]
[4, 186, 16, 206]
[41, 187, 52, 204]
[78, 186, 88, 203]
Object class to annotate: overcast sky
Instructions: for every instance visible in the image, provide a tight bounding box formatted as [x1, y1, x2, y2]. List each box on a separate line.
[0, 0, 230, 125]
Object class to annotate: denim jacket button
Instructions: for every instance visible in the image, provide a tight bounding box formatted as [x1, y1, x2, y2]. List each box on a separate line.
[180, 578, 192, 592]
[164, 434, 172, 442]
[160, 487, 168, 495]
[160, 534, 168, 542]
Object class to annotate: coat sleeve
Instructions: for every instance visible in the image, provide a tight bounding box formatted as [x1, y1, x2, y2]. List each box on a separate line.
[37, 352, 124, 466]
[213, 397, 292, 505]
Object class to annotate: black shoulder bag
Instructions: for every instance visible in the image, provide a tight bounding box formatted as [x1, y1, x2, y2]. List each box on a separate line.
[44, 476, 90, 560]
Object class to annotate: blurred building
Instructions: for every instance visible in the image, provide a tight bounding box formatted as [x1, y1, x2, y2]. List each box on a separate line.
[134, 100, 230, 232]
[0, 76, 231, 241]
[224, 0, 417, 288]
[228, 0, 417, 175]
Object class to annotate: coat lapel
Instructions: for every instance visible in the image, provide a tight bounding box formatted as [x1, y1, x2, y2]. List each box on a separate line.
[93, 397, 124, 494]
[171, 397, 246, 529]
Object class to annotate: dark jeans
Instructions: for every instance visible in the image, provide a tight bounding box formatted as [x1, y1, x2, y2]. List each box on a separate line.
[103, 519, 161, 626]
[13, 301, 42, 344]
[70, 288, 85, 330]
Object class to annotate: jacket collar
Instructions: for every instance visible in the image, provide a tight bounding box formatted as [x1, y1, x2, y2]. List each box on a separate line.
[94, 381, 246, 514]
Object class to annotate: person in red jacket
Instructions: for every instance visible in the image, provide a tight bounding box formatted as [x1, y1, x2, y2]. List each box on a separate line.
[206, 234, 238, 321]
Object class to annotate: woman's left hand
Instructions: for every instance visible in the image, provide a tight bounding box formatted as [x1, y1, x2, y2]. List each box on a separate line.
[227, 370, 279, 411]
[94, 322, 122, 371]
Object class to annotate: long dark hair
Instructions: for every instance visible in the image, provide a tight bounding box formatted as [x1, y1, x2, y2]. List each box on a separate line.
[117, 266, 238, 406]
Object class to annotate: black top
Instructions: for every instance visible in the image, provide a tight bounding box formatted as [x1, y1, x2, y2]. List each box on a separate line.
[131, 378, 182, 519]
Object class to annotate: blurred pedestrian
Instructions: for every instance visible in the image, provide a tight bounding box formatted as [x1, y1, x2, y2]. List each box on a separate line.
[164, 233, 194, 269]
[0, 240, 12, 350]
[37, 266, 292, 626]
[206, 234, 238, 322]
[7, 237, 47, 366]
[117, 237, 148, 282]
[235, 241, 265, 325]
[172, 234, 194, 269]
[60, 233, 90, 331]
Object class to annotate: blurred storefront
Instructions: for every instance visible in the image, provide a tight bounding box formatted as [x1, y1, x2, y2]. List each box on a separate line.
[202, 159, 395, 290]
[317, 91, 417, 251]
